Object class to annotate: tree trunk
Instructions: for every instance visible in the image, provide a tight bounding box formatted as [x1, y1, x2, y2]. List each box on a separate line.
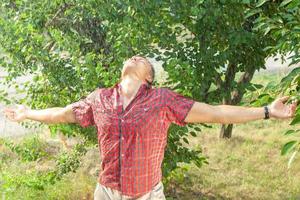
[219, 124, 234, 138]
[218, 65, 256, 139]
[218, 63, 236, 138]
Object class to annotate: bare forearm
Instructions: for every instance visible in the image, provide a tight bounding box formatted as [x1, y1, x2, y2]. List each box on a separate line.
[214, 104, 267, 124]
[185, 102, 268, 124]
[26, 106, 74, 124]
[4, 103, 77, 124]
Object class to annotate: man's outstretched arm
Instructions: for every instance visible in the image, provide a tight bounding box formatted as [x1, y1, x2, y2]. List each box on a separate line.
[3, 104, 77, 124]
[184, 96, 298, 124]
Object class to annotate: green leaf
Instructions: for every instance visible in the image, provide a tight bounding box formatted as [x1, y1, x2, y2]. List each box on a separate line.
[256, 0, 269, 7]
[194, 127, 201, 132]
[281, 141, 298, 155]
[280, 67, 300, 84]
[279, 0, 293, 7]
[284, 129, 300, 135]
[253, 83, 264, 89]
[257, 93, 269, 98]
[183, 137, 189, 144]
[284, 130, 295, 135]
[286, 0, 300, 9]
[242, 0, 251, 4]
[190, 131, 197, 137]
[290, 115, 300, 125]
[245, 9, 261, 19]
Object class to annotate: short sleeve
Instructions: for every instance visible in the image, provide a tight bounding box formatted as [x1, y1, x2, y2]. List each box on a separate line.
[163, 88, 195, 126]
[71, 90, 97, 128]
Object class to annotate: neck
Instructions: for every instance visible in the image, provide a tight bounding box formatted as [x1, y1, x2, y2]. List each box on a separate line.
[120, 75, 145, 98]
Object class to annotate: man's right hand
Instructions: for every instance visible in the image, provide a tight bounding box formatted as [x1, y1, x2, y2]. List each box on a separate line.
[3, 104, 29, 122]
[2, 104, 77, 124]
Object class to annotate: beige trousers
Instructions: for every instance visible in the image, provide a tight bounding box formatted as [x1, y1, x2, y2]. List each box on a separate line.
[93, 181, 166, 200]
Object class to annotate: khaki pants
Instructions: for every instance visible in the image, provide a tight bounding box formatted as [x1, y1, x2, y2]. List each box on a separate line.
[94, 181, 166, 200]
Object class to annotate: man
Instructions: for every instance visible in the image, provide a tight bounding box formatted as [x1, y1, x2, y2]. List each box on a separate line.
[3, 55, 298, 200]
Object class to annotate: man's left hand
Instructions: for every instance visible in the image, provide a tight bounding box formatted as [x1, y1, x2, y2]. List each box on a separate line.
[269, 96, 298, 119]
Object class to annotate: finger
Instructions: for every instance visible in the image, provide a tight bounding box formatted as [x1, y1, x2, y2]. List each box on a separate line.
[3, 107, 14, 112]
[6, 114, 15, 121]
[4, 109, 15, 115]
[291, 100, 298, 112]
[4, 108, 13, 113]
[289, 104, 297, 118]
[6, 112, 15, 118]
[4, 109, 17, 117]
[291, 103, 297, 114]
[5, 114, 11, 120]
[5, 109, 15, 116]
[279, 96, 290, 104]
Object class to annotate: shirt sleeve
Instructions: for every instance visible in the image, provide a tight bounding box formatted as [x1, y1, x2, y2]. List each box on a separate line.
[70, 89, 97, 128]
[163, 88, 195, 126]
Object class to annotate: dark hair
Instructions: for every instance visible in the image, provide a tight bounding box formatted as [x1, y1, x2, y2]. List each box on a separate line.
[147, 62, 155, 85]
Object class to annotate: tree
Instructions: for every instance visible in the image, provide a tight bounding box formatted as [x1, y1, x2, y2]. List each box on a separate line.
[103, 0, 278, 138]
[0, 0, 206, 187]
[1, 0, 299, 191]
[249, 0, 300, 166]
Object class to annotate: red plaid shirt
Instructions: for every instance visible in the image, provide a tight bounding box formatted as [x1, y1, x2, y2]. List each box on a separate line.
[71, 82, 195, 198]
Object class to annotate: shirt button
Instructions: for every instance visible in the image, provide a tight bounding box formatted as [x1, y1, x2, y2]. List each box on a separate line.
[121, 154, 125, 157]
[122, 137, 124, 140]
[121, 119, 124, 122]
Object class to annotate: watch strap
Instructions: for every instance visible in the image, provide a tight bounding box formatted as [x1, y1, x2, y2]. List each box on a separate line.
[264, 106, 270, 119]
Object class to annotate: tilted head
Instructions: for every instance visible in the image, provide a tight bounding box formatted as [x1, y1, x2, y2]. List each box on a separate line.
[121, 55, 155, 85]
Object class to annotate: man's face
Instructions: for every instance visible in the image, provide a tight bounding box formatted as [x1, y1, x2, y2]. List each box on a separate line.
[121, 56, 152, 83]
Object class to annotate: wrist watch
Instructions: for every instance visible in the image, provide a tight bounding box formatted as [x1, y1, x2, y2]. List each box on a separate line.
[264, 106, 270, 119]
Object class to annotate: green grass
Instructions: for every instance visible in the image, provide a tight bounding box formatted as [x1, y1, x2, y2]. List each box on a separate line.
[0, 134, 98, 200]
[1, 119, 299, 200]
[165, 119, 300, 200]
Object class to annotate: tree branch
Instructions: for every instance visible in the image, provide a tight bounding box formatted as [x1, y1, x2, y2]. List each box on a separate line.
[231, 67, 256, 104]
[45, 3, 75, 27]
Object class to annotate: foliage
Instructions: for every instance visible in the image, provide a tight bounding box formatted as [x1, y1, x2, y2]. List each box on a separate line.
[1, 135, 47, 162]
[0, 0, 209, 184]
[163, 124, 208, 180]
[250, 0, 300, 167]
[279, 69, 300, 167]
[103, 0, 280, 138]
[1, 141, 88, 191]
[0, 0, 300, 189]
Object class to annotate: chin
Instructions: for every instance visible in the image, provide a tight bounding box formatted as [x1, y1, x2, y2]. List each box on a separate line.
[122, 64, 136, 74]
[124, 62, 136, 68]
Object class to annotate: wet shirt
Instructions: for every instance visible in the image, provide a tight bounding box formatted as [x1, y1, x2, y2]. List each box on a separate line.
[71, 82, 195, 198]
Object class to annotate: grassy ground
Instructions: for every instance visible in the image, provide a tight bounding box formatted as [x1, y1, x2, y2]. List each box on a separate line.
[0, 134, 99, 200]
[1, 71, 300, 200]
[166, 119, 300, 200]
[1, 119, 299, 200]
